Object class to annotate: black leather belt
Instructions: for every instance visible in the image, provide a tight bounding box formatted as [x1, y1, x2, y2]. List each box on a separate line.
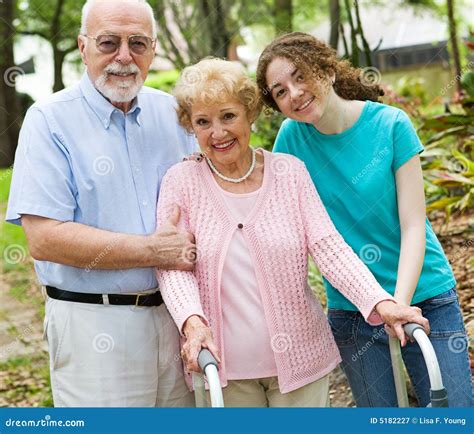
[46, 286, 163, 307]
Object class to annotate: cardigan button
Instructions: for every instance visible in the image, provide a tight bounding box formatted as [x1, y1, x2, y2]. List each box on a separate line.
[237, 223, 243, 229]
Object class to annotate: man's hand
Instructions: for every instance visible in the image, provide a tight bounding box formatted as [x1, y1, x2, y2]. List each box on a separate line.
[151, 204, 196, 271]
[375, 300, 430, 346]
[181, 315, 220, 372]
[182, 152, 204, 162]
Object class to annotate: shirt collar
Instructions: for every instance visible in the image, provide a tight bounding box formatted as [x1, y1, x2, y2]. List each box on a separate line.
[80, 73, 142, 129]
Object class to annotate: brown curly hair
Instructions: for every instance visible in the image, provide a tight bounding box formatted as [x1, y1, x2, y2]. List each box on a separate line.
[256, 32, 384, 111]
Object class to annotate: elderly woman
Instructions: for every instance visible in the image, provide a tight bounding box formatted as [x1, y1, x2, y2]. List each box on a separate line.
[155, 58, 429, 407]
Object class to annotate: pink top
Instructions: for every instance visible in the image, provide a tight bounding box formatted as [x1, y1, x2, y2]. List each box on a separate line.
[218, 186, 278, 380]
[155, 149, 393, 394]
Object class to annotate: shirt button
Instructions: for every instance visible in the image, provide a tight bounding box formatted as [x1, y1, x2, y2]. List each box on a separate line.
[142, 200, 148, 206]
[238, 223, 243, 229]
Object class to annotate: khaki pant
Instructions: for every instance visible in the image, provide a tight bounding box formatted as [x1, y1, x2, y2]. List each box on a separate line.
[44, 297, 194, 407]
[208, 374, 330, 407]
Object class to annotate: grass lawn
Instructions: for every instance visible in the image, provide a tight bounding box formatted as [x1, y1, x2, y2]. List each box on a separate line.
[0, 168, 29, 271]
[0, 167, 51, 407]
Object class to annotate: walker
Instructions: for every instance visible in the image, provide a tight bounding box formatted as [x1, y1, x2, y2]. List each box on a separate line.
[193, 349, 224, 407]
[391, 323, 448, 407]
[192, 323, 448, 408]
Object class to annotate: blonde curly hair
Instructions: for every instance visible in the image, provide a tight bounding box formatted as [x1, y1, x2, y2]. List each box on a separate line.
[173, 58, 262, 132]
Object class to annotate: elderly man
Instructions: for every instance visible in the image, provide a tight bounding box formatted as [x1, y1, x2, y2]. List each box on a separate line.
[6, 0, 197, 407]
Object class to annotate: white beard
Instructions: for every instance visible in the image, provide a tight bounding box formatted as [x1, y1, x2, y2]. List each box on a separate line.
[94, 62, 144, 103]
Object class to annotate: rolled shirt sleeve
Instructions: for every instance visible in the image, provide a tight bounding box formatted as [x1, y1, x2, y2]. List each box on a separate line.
[6, 107, 77, 226]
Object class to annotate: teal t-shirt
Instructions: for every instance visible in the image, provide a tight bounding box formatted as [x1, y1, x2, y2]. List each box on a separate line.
[274, 101, 456, 310]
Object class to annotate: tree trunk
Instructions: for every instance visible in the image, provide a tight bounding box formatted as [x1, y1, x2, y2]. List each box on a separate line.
[51, 0, 66, 92]
[447, 0, 462, 94]
[353, 0, 372, 66]
[343, 0, 359, 66]
[0, 0, 21, 167]
[200, 0, 230, 58]
[329, 0, 340, 49]
[274, 0, 292, 35]
[211, 0, 229, 58]
[52, 47, 66, 92]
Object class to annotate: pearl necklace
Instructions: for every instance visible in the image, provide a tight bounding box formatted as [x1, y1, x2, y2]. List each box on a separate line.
[206, 148, 256, 184]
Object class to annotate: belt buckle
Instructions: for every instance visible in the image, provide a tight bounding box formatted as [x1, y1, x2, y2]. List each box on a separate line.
[135, 293, 144, 307]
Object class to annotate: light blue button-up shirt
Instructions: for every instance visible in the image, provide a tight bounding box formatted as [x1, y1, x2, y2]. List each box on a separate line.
[6, 73, 196, 293]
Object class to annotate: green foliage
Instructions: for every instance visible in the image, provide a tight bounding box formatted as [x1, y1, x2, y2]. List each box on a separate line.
[308, 258, 326, 307]
[145, 70, 180, 94]
[16, 0, 82, 50]
[381, 85, 423, 124]
[396, 76, 428, 104]
[252, 109, 285, 151]
[423, 146, 473, 221]
[420, 98, 474, 221]
[461, 71, 474, 98]
[0, 167, 13, 203]
[0, 169, 29, 273]
[0, 355, 52, 407]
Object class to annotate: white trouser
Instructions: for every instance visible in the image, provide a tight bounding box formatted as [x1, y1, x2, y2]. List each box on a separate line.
[44, 296, 194, 407]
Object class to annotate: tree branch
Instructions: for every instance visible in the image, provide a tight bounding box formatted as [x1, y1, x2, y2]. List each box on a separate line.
[18, 30, 49, 39]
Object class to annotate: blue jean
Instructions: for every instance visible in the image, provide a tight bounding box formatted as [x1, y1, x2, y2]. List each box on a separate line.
[328, 288, 473, 407]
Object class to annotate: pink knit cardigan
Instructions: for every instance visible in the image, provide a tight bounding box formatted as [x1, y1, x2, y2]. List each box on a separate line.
[156, 149, 393, 394]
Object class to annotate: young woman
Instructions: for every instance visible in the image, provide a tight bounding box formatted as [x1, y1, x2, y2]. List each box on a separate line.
[256, 32, 472, 407]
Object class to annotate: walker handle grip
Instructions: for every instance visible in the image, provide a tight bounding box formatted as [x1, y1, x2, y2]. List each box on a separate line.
[198, 349, 219, 372]
[403, 323, 424, 340]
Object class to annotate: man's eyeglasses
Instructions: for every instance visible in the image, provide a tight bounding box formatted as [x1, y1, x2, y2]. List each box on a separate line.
[85, 34, 155, 55]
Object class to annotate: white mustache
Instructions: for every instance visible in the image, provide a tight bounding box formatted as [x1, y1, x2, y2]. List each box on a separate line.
[104, 62, 140, 75]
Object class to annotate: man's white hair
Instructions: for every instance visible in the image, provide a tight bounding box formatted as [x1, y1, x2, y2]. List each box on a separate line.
[80, 0, 157, 36]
